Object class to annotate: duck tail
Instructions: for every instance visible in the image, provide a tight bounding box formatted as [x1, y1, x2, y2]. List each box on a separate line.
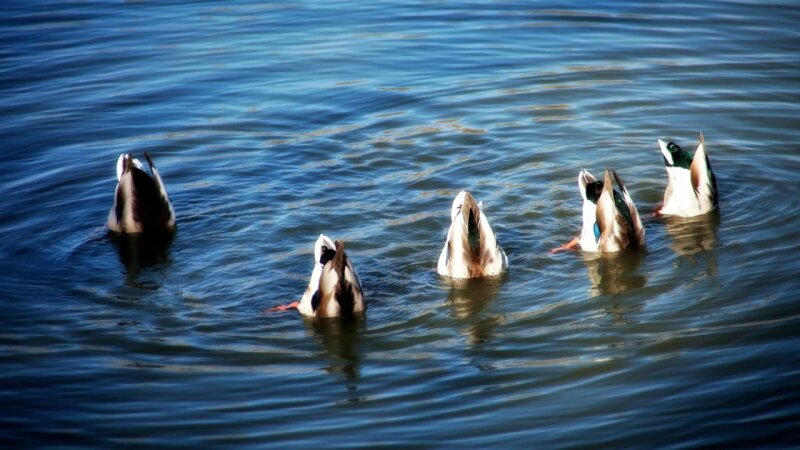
[117, 153, 145, 181]
[111, 154, 134, 230]
[579, 169, 600, 203]
[332, 241, 355, 316]
[143, 152, 176, 230]
[116, 154, 127, 181]
[460, 191, 481, 257]
[658, 139, 674, 166]
[690, 132, 718, 209]
[611, 169, 645, 248]
[333, 241, 347, 281]
[144, 152, 170, 201]
[595, 168, 616, 244]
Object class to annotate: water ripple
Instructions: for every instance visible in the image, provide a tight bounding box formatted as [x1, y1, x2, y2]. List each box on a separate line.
[2, 0, 800, 448]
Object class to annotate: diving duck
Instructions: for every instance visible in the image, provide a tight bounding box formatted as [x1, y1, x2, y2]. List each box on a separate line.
[107, 152, 176, 234]
[437, 191, 508, 278]
[557, 168, 645, 253]
[272, 234, 365, 318]
[657, 133, 718, 217]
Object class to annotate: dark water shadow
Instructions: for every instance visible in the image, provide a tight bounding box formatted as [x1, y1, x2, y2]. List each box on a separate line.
[108, 232, 174, 288]
[443, 276, 506, 360]
[305, 317, 365, 397]
[583, 250, 647, 298]
[600, 297, 645, 326]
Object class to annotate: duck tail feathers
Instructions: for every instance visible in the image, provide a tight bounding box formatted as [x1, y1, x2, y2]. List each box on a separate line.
[315, 234, 338, 266]
[144, 152, 171, 201]
[578, 169, 596, 201]
[611, 168, 627, 197]
[116, 154, 127, 181]
[333, 241, 347, 282]
[595, 169, 616, 243]
[333, 240, 358, 316]
[144, 152, 176, 228]
[658, 139, 674, 166]
[602, 168, 614, 198]
[460, 192, 482, 255]
[612, 169, 645, 247]
[690, 133, 718, 209]
[117, 153, 145, 181]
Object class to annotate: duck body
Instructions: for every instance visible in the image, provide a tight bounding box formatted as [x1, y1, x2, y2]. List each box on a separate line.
[107, 152, 175, 234]
[578, 169, 645, 253]
[657, 134, 718, 217]
[298, 234, 365, 318]
[437, 191, 508, 278]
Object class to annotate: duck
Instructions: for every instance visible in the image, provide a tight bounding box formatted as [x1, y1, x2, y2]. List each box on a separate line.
[437, 191, 508, 278]
[271, 234, 365, 318]
[107, 152, 176, 234]
[656, 133, 718, 217]
[556, 168, 645, 253]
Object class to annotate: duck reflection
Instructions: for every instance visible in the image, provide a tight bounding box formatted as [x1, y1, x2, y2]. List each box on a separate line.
[108, 232, 173, 287]
[664, 212, 720, 255]
[444, 277, 505, 352]
[305, 317, 364, 385]
[663, 212, 720, 278]
[583, 251, 646, 298]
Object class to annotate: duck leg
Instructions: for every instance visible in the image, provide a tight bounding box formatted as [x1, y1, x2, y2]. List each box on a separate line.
[550, 236, 580, 254]
[266, 301, 300, 312]
[653, 201, 664, 217]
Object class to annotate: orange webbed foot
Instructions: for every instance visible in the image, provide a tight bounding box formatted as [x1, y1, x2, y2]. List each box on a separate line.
[266, 301, 300, 313]
[550, 237, 580, 254]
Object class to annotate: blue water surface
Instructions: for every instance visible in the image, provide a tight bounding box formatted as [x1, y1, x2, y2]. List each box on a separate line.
[2, 1, 800, 447]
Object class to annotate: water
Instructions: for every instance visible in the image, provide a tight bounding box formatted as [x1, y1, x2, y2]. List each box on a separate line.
[2, 1, 800, 447]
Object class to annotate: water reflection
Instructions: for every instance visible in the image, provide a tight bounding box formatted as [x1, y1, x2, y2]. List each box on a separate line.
[601, 297, 645, 326]
[306, 318, 364, 393]
[583, 251, 646, 298]
[663, 212, 720, 256]
[663, 212, 720, 280]
[445, 277, 504, 317]
[444, 277, 505, 353]
[108, 232, 173, 288]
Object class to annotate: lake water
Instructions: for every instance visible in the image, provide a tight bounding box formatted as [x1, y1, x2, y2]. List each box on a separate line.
[2, 1, 800, 447]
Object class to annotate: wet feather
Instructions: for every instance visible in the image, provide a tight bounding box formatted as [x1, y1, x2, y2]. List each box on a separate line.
[438, 191, 508, 278]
